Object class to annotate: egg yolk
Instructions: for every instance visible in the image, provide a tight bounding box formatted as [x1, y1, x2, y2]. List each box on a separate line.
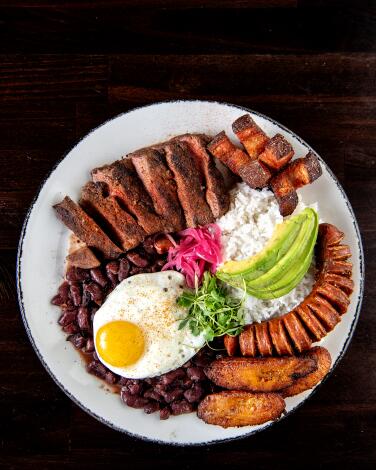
[95, 321, 145, 368]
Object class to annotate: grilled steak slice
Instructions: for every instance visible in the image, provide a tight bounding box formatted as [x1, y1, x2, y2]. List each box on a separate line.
[258, 134, 294, 172]
[130, 148, 185, 232]
[92, 159, 166, 234]
[173, 134, 230, 218]
[207, 131, 271, 188]
[53, 196, 122, 259]
[66, 246, 100, 269]
[80, 181, 146, 250]
[163, 142, 214, 227]
[232, 114, 270, 158]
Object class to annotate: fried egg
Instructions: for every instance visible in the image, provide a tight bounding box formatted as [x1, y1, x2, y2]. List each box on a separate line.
[93, 271, 205, 379]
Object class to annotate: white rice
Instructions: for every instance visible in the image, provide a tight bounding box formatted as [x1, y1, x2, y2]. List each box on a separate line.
[217, 183, 318, 324]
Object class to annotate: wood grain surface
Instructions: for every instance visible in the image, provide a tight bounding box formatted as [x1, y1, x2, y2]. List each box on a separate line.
[0, 1, 375, 468]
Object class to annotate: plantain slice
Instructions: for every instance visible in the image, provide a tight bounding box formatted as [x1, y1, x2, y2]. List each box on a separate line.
[205, 356, 316, 392]
[281, 347, 331, 397]
[295, 304, 327, 341]
[224, 334, 239, 357]
[323, 272, 354, 296]
[197, 391, 285, 428]
[316, 282, 350, 314]
[254, 322, 274, 356]
[283, 311, 312, 352]
[239, 324, 257, 357]
[306, 295, 341, 330]
[268, 318, 294, 356]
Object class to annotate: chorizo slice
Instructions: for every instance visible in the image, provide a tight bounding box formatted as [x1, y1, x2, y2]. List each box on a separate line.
[323, 272, 354, 296]
[316, 282, 350, 314]
[326, 259, 352, 277]
[254, 322, 274, 356]
[306, 295, 341, 331]
[281, 347, 332, 397]
[239, 324, 257, 357]
[283, 311, 312, 353]
[268, 318, 294, 356]
[197, 391, 285, 428]
[295, 305, 327, 341]
[324, 245, 351, 262]
[224, 334, 239, 357]
[318, 223, 344, 247]
[205, 356, 317, 392]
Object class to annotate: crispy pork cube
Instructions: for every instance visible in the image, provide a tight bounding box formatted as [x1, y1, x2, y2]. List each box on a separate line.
[258, 134, 294, 171]
[232, 114, 270, 158]
[207, 131, 271, 188]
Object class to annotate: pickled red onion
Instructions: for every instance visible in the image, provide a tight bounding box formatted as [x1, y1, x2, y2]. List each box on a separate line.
[162, 224, 223, 288]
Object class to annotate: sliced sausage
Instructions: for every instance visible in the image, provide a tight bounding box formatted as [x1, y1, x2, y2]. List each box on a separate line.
[305, 295, 341, 331]
[295, 304, 327, 341]
[254, 322, 273, 356]
[268, 318, 294, 356]
[323, 272, 354, 295]
[283, 311, 312, 353]
[224, 335, 239, 357]
[239, 325, 257, 357]
[316, 282, 350, 314]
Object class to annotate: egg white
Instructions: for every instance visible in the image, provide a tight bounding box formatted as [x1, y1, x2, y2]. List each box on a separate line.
[93, 271, 205, 379]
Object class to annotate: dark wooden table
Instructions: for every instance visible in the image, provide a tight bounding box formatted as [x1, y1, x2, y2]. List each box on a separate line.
[1, 1, 375, 468]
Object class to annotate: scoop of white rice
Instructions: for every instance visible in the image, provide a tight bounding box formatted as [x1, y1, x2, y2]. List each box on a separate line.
[217, 183, 318, 324]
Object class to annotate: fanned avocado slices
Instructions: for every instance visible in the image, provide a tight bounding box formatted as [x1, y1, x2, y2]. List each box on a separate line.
[217, 208, 319, 300]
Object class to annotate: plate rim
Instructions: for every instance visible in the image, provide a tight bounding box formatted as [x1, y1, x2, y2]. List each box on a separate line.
[16, 99, 365, 446]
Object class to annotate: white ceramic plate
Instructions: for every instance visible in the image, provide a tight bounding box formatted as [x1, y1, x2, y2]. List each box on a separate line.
[17, 100, 364, 445]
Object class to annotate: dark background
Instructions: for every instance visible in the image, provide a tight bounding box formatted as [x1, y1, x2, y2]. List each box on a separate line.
[0, 1, 375, 468]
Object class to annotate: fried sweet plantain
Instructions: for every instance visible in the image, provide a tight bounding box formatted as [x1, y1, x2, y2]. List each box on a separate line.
[197, 391, 285, 428]
[281, 347, 331, 397]
[205, 356, 317, 392]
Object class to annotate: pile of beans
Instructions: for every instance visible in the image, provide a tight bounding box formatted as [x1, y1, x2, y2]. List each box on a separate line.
[51, 235, 221, 419]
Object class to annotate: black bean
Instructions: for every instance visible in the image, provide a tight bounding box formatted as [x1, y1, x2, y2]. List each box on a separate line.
[160, 368, 186, 386]
[161, 388, 184, 403]
[142, 236, 156, 254]
[67, 333, 86, 349]
[143, 389, 162, 401]
[58, 309, 77, 326]
[121, 390, 149, 409]
[70, 282, 82, 307]
[186, 367, 207, 382]
[159, 407, 171, 420]
[85, 337, 95, 353]
[129, 266, 144, 276]
[77, 307, 90, 331]
[106, 260, 119, 275]
[118, 258, 130, 281]
[63, 323, 79, 334]
[90, 267, 108, 287]
[182, 360, 192, 368]
[144, 401, 160, 414]
[181, 377, 193, 389]
[125, 380, 143, 396]
[105, 371, 118, 385]
[66, 266, 90, 282]
[58, 281, 71, 302]
[193, 355, 212, 368]
[107, 271, 118, 286]
[170, 399, 193, 416]
[126, 251, 149, 268]
[80, 288, 91, 307]
[87, 360, 107, 379]
[184, 383, 204, 403]
[155, 258, 167, 268]
[51, 294, 64, 306]
[118, 377, 129, 386]
[84, 282, 103, 305]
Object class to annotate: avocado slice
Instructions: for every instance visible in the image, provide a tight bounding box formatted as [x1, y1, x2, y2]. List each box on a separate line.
[218, 209, 310, 281]
[218, 208, 319, 300]
[245, 208, 318, 289]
